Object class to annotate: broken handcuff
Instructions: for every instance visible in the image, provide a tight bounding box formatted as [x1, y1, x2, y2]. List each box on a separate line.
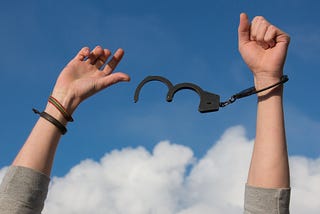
[134, 75, 288, 113]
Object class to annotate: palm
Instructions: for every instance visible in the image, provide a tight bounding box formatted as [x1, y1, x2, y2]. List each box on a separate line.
[57, 60, 108, 100]
[51, 47, 129, 113]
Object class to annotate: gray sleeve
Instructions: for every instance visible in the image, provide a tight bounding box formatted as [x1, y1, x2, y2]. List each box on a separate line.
[244, 184, 290, 214]
[0, 166, 50, 214]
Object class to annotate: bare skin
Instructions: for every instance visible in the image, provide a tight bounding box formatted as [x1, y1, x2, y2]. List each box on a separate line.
[12, 46, 130, 176]
[238, 13, 290, 188]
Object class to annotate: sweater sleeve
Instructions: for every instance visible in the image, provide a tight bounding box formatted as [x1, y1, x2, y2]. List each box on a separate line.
[244, 184, 291, 214]
[0, 166, 50, 214]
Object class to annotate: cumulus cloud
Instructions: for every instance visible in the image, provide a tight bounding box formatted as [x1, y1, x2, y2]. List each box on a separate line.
[44, 142, 194, 214]
[1, 126, 319, 213]
[290, 156, 320, 213]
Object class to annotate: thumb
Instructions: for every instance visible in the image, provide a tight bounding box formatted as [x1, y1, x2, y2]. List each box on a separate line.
[238, 13, 250, 45]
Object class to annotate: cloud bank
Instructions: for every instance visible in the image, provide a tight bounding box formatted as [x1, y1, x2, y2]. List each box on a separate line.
[1, 126, 319, 213]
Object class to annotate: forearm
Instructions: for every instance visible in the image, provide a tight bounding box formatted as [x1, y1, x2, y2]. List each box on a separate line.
[247, 83, 290, 188]
[12, 103, 67, 176]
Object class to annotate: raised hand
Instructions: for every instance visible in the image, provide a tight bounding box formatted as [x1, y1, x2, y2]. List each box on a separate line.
[238, 13, 290, 90]
[51, 46, 130, 114]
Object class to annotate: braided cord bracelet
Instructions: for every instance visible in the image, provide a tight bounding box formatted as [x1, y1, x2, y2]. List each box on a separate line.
[48, 96, 74, 122]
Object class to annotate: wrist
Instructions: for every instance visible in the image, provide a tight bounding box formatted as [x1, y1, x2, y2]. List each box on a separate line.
[50, 90, 78, 115]
[254, 74, 284, 97]
[254, 75, 282, 88]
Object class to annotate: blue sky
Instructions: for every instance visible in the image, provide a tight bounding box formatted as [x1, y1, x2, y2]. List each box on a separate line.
[0, 0, 319, 179]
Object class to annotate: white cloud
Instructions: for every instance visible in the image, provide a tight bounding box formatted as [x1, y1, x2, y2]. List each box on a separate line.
[1, 126, 319, 213]
[178, 126, 252, 213]
[44, 142, 194, 214]
[290, 156, 320, 213]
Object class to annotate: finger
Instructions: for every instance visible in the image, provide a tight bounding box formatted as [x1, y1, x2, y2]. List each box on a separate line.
[75, 47, 90, 61]
[97, 72, 130, 90]
[95, 49, 111, 69]
[255, 20, 269, 42]
[257, 41, 270, 50]
[250, 17, 258, 41]
[102, 48, 125, 75]
[250, 16, 261, 40]
[86, 46, 104, 65]
[264, 25, 277, 48]
[255, 20, 270, 49]
[238, 13, 251, 45]
[271, 26, 290, 44]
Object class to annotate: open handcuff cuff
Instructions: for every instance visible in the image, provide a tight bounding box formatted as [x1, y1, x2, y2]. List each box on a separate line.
[134, 75, 288, 113]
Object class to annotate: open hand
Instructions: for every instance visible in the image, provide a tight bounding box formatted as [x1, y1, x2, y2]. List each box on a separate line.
[51, 46, 130, 114]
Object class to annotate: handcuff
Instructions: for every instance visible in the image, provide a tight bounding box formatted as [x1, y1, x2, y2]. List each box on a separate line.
[134, 75, 288, 113]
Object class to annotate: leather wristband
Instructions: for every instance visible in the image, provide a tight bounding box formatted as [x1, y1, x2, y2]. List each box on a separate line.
[32, 108, 67, 135]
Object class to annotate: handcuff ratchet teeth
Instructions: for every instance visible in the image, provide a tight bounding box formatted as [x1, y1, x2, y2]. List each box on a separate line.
[134, 75, 288, 113]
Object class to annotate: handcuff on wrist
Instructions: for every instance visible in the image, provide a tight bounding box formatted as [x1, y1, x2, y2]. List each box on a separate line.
[134, 75, 288, 113]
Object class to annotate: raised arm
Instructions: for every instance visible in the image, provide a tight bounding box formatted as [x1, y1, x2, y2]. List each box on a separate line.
[0, 46, 130, 213]
[238, 13, 291, 213]
[12, 46, 129, 175]
[238, 12, 290, 188]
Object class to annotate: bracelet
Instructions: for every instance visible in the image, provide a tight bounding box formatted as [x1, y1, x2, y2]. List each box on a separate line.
[32, 108, 67, 135]
[48, 96, 74, 122]
[220, 75, 289, 107]
[235, 75, 289, 99]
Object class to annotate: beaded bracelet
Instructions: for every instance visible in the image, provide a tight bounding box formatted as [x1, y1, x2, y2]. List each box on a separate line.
[33, 108, 67, 135]
[48, 96, 74, 122]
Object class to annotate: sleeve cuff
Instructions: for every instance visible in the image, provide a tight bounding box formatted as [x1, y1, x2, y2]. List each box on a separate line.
[244, 184, 290, 214]
[0, 165, 50, 213]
